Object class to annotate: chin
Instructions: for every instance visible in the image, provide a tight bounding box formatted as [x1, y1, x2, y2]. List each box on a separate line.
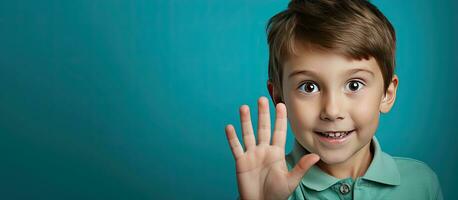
[317, 153, 352, 165]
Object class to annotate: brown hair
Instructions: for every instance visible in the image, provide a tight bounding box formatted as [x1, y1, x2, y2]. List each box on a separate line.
[267, 0, 396, 100]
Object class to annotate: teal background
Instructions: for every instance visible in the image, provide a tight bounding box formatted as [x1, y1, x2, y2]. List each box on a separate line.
[0, 0, 456, 199]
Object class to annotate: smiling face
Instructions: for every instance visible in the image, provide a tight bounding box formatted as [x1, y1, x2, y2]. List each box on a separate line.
[269, 45, 398, 165]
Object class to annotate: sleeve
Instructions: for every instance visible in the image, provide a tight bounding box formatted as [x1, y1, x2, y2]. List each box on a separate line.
[429, 168, 443, 200]
[433, 173, 443, 200]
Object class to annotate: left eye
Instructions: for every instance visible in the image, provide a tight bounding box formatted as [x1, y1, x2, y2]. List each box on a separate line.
[346, 80, 364, 92]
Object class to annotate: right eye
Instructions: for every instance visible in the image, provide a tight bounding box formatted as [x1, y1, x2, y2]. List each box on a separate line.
[298, 81, 319, 94]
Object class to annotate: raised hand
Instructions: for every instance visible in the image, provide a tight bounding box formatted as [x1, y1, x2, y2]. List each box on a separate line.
[225, 97, 320, 200]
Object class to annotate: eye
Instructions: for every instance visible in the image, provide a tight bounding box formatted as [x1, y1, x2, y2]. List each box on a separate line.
[298, 81, 319, 94]
[346, 80, 365, 92]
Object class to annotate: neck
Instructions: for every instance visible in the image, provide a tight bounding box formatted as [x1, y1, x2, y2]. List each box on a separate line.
[316, 141, 373, 180]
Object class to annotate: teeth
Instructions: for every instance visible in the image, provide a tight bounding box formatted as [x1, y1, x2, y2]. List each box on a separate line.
[319, 130, 352, 139]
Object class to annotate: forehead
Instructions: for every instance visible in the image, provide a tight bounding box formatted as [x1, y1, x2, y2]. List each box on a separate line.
[283, 46, 381, 81]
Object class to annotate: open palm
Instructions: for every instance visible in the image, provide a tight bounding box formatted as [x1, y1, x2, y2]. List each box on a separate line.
[225, 97, 320, 200]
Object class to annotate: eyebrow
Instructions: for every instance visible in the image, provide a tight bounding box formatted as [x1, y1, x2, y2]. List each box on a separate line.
[288, 68, 375, 79]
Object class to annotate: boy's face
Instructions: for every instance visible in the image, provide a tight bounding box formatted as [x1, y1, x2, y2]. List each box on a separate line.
[268, 45, 398, 165]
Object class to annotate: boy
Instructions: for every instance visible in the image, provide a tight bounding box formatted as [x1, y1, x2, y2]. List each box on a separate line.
[225, 0, 443, 199]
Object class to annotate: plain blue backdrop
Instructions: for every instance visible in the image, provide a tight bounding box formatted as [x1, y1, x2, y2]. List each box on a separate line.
[0, 0, 457, 199]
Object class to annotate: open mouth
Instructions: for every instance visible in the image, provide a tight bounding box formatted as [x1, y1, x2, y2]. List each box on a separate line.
[315, 129, 355, 139]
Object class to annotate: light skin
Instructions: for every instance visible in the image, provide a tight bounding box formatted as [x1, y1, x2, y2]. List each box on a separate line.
[225, 45, 398, 199]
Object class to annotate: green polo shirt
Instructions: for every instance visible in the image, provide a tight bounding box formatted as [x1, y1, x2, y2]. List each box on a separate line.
[286, 137, 443, 200]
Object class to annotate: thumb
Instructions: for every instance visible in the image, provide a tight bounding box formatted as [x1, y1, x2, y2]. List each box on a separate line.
[287, 153, 320, 189]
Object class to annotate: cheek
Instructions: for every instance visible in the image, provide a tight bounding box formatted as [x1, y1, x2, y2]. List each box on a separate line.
[286, 97, 320, 131]
[351, 93, 381, 130]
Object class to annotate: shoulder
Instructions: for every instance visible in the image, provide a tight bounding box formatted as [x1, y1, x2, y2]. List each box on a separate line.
[391, 155, 443, 199]
[392, 156, 438, 180]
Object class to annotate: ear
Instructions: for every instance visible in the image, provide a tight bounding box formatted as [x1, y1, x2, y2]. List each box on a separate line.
[380, 75, 399, 113]
[267, 80, 283, 105]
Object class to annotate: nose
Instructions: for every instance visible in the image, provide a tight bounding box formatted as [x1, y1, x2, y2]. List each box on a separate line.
[320, 91, 345, 121]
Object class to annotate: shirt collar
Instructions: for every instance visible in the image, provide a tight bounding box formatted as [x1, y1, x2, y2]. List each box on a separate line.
[287, 136, 400, 191]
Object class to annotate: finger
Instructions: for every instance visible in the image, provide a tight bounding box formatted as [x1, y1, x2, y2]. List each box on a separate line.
[257, 96, 271, 145]
[240, 105, 256, 150]
[272, 103, 287, 148]
[225, 124, 244, 159]
[287, 154, 320, 189]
